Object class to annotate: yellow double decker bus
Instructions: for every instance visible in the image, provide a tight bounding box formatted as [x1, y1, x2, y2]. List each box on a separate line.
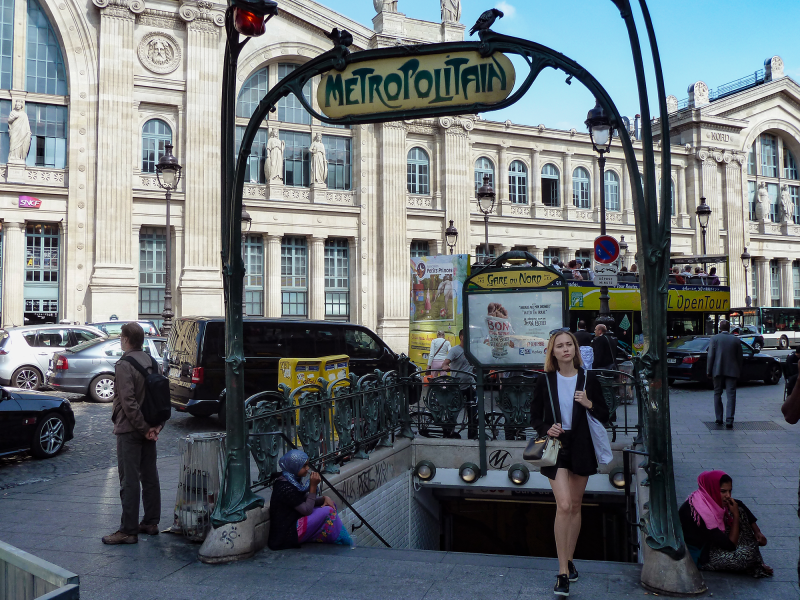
[566, 255, 731, 354]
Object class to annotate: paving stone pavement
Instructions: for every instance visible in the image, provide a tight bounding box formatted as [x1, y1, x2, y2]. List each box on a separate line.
[1, 380, 799, 599]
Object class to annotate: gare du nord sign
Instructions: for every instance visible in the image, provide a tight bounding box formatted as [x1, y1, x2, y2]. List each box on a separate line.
[317, 51, 516, 118]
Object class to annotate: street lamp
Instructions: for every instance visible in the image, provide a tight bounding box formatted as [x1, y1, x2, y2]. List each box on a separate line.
[445, 220, 458, 255]
[476, 175, 496, 263]
[741, 247, 752, 307]
[154, 142, 183, 336]
[231, 0, 278, 37]
[618, 234, 628, 268]
[585, 99, 615, 329]
[696, 196, 712, 255]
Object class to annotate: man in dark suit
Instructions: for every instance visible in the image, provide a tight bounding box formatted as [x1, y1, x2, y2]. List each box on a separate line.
[707, 319, 743, 428]
[574, 320, 593, 347]
[591, 324, 618, 370]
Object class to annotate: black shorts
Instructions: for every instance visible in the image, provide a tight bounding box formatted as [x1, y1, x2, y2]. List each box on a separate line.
[540, 430, 597, 480]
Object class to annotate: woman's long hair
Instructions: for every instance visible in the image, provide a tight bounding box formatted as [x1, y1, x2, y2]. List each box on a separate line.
[544, 331, 583, 373]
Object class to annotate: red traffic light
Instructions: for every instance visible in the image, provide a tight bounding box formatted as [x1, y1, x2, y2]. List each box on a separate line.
[233, 6, 266, 37]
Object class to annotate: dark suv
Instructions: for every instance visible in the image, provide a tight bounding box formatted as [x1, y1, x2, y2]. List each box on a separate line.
[166, 317, 402, 424]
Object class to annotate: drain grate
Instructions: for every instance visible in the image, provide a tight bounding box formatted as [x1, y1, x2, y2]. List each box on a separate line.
[703, 421, 785, 431]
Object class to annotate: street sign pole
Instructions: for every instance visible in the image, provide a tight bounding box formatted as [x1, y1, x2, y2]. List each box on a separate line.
[594, 235, 620, 330]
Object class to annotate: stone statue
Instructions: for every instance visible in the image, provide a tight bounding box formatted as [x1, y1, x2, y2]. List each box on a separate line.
[756, 182, 769, 220]
[373, 0, 397, 13]
[265, 129, 284, 183]
[309, 133, 327, 186]
[780, 184, 793, 224]
[8, 100, 31, 163]
[441, 0, 461, 22]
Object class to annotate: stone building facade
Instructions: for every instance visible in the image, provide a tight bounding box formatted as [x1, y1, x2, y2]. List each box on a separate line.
[0, 0, 798, 352]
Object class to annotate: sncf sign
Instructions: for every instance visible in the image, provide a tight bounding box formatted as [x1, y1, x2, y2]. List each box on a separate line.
[19, 195, 42, 209]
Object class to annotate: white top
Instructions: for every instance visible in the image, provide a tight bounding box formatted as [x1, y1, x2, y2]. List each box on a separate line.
[427, 338, 451, 365]
[556, 372, 578, 430]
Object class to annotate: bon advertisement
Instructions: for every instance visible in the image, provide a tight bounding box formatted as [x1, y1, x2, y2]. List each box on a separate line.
[467, 290, 564, 366]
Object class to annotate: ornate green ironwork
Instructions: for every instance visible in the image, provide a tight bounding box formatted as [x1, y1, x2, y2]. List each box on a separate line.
[496, 375, 534, 429]
[425, 374, 468, 426]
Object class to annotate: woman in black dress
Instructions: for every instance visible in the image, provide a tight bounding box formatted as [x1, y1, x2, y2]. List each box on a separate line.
[531, 330, 609, 597]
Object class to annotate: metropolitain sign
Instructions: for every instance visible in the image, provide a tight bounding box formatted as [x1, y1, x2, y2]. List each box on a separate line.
[317, 51, 516, 118]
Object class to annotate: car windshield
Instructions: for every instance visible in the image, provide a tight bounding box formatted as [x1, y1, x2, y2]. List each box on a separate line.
[66, 337, 109, 353]
[667, 337, 710, 351]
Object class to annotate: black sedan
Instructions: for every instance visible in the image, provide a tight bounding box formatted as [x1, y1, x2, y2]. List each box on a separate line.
[0, 387, 75, 458]
[667, 336, 782, 385]
[733, 325, 766, 351]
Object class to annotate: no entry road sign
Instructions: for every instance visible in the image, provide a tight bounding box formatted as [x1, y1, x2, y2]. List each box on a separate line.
[594, 235, 620, 264]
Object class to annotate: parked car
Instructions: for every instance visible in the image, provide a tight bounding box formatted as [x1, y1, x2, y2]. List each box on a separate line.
[167, 317, 403, 425]
[732, 325, 765, 351]
[0, 325, 107, 390]
[666, 335, 782, 385]
[90, 320, 160, 336]
[46, 336, 166, 402]
[0, 387, 75, 458]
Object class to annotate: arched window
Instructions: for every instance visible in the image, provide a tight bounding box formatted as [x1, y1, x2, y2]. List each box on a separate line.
[277, 63, 312, 125]
[761, 133, 778, 177]
[604, 170, 620, 211]
[474, 157, 494, 193]
[0, 0, 12, 89]
[509, 160, 527, 204]
[141, 119, 173, 173]
[785, 149, 798, 180]
[407, 147, 430, 195]
[26, 0, 67, 95]
[572, 166, 590, 209]
[237, 67, 268, 119]
[541, 163, 559, 207]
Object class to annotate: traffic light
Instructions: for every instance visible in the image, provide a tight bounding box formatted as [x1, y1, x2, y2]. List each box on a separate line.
[231, 0, 278, 37]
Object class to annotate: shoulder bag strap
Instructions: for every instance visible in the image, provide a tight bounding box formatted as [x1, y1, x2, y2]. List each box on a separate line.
[432, 340, 446, 359]
[543, 374, 558, 425]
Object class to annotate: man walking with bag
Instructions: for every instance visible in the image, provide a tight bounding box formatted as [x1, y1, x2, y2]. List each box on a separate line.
[707, 319, 743, 428]
[103, 322, 165, 544]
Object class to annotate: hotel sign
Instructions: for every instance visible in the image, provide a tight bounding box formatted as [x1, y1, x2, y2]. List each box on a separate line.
[317, 51, 516, 119]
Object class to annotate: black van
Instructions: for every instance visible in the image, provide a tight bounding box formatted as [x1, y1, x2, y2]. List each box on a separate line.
[166, 317, 401, 423]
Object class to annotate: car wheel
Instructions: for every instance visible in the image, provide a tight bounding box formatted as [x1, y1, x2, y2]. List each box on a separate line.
[89, 374, 115, 403]
[778, 336, 789, 350]
[766, 364, 782, 385]
[31, 413, 66, 458]
[217, 398, 227, 429]
[12, 366, 41, 390]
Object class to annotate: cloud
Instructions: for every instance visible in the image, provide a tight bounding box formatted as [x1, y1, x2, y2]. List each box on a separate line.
[495, 1, 516, 19]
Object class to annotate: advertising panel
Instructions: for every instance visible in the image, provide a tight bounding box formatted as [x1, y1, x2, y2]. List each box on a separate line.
[467, 290, 564, 366]
[567, 283, 730, 313]
[408, 254, 469, 370]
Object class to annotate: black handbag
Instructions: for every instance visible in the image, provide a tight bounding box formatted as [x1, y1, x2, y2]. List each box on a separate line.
[523, 375, 561, 467]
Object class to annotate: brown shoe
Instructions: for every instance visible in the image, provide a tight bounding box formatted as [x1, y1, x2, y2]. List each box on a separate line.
[102, 530, 138, 545]
[138, 523, 159, 536]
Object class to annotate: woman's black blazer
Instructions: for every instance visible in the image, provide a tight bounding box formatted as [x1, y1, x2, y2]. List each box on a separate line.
[530, 368, 610, 473]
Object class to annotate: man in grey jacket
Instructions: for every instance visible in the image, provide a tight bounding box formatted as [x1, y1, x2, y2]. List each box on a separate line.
[707, 319, 743, 428]
[102, 322, 163, 545]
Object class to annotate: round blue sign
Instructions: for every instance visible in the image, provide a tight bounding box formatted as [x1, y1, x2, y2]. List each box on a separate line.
[594, 236, 620, 264]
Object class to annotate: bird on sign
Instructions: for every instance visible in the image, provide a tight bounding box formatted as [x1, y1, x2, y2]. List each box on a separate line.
[469, 8, 504, 36]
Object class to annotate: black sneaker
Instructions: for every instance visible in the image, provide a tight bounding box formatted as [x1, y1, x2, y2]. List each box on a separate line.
[568, 560, 579, 582]
[554, 574, 570, 596]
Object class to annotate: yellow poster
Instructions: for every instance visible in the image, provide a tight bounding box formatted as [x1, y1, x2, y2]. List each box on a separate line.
[568, 284, 730, 313]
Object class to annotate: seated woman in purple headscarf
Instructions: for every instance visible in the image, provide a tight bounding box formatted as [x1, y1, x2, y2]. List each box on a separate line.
[267, 449, 353, 550]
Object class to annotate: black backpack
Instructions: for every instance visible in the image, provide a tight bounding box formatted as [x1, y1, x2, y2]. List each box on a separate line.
[121, 355, 171, 426]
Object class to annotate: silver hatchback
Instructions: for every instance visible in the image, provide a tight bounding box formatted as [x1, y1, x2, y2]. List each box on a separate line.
[45, 336, 166, 402]
[0, 325, 107, 389]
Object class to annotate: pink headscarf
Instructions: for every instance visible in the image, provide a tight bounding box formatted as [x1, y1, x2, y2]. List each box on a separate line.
[686, 470, 732, 532]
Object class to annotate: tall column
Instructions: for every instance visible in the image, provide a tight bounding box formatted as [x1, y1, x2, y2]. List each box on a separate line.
[88, 0, 143, 320]
[2, 221, 25, 327]
[497, 142, 508, 215]
[439, 117, 473, 255]
[376, 121, 409, 351]
[265, 235, 282, 318]
[592, 156, 601, 221]
[179, 5, 225, 315]
[696, 149, 722, 254]
[530, 147, 541, 217]
[310, 236, 326, 321]
[724, 155, 747, 306]
[754, 257, 769, 308]
[531, 246, 544, 266]
[173, 226, 184, 319]
[622, 161, 635, 225]
[562, 152, 573, 219]
[779, 259, 793, 308]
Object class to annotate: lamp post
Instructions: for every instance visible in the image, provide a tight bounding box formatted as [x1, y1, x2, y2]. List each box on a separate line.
[476, 175, 496, 263]
[445, 220, 458, 255]
[618, 234, 628, 269]
[154, 142, 182, 337]
[585, 99, 615, 329]
[696, 196, 712, 255]
[741, 247, 752, 307]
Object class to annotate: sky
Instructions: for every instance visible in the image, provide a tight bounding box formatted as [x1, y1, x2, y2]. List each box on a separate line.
[343, 0, 800, 132]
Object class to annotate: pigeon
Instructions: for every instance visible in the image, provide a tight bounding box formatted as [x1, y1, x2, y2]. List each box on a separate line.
[325, 27, 353, 48]
[469, 8, 504, 36]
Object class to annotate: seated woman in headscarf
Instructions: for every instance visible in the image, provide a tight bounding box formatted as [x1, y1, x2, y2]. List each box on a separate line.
[679, 470, 772, 578]
[267, 450, 353, 550]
